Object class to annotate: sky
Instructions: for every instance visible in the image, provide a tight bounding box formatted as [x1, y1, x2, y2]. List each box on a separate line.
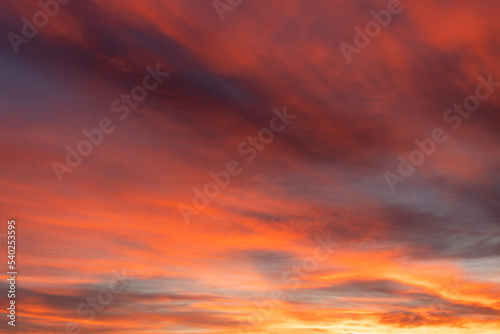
[1, 0, 500, 333]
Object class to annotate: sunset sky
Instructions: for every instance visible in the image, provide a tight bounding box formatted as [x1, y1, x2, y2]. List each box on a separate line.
[1, 0, 500, 333]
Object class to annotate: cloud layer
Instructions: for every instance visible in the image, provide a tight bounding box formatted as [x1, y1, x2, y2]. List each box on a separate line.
[1, 0, 500, 333]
